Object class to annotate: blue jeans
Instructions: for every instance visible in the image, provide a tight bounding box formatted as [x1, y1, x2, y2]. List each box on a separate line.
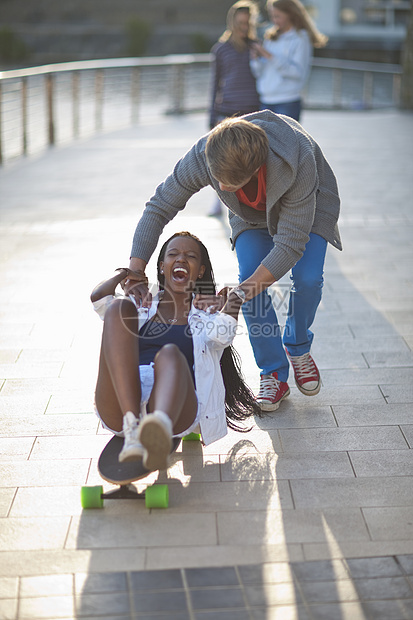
[260, 100, 301, 122]
[235, 229, 327, 382]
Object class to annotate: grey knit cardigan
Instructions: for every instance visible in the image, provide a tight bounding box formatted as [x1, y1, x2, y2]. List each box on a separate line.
[131, 110, 342, 281]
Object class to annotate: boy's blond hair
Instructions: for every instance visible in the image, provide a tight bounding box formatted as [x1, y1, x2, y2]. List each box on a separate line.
[205, 118, 269, 186]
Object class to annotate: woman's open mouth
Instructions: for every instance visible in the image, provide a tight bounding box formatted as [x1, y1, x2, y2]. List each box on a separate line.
[172, 266, 189, 282]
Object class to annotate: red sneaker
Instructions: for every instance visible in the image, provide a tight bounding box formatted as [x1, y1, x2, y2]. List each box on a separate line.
[286, 350, 321, 396]
[256, 372, 290, 411]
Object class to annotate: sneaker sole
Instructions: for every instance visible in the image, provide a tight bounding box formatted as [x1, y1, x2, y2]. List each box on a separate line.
[295, 381, 321, 396]
[139, 418, 172, 471]
[258, 388, 290, 411]
[119, 447, 145, 463]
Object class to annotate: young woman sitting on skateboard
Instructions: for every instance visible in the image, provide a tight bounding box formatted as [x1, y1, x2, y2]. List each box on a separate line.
[91, 231, 261, 470]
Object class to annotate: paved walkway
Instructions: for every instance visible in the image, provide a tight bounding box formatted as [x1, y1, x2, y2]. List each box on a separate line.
[0, 110, 413, 619]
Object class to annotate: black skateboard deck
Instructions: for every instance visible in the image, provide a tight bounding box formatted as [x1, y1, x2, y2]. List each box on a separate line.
[98, 434, 181, 485]
[81, 433, 200, 508]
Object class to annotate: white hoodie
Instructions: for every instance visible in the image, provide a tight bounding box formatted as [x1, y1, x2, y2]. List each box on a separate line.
[250, 29, 312, 104]
[93, 295, 238, 446]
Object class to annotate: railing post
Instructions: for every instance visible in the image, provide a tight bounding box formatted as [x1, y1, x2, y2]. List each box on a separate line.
[169, 64, 185, 114]
[22, 77, 28, 155]
[332, 68, 342, 109]
[95, 69, 104, 132]
[363, 71, 373, 109]
[72, 71, 80, 138]
[46, 73, 55, 145]
[393, 73, 401, 108]
[0, 81, 2, 165]
[131, 66, 140, 124]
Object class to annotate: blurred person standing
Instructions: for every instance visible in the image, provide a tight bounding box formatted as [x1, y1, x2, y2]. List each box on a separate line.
[250, 0, 327, 122]
[208, 0, 261, 216]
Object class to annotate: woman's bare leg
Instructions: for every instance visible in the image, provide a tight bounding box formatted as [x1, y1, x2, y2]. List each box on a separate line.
[147, 343, 198, 435]
[95, 299, 141, 433]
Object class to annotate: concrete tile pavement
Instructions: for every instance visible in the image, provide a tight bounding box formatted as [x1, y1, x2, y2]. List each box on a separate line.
[0, 109, 413, 618]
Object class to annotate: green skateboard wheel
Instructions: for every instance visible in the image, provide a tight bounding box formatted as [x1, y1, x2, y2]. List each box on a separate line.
[145, 484, 169, 508]
[81, 485, 104, 509]
[182, 432, 201, 441]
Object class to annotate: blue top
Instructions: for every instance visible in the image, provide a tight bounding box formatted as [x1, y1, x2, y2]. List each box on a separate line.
[139, 320, 195, 383]
[210, 40, 259, 127]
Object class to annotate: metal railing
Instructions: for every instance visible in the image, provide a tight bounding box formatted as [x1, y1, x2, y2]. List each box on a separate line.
[0, 54, 402, 165]
[308, 56, 402, 110]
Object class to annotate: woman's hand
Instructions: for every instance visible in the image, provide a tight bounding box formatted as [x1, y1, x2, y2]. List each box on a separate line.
[250, 41, 271, 59]
[90, 268, 132, 303]
[193, 288, 229, 314]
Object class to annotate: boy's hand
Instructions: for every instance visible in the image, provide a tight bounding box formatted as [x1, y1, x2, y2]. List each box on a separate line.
[193, 288, 229, 314]
[124, 258, 152, 307]
[124, 276, 152, 308]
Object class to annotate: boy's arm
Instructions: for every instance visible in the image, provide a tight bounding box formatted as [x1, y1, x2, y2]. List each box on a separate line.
[219, 271, 275, 319]
[123, 258, 152, 308]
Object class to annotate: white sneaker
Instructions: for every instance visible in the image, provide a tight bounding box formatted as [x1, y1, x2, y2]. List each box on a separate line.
[138, 410, 173, 471]
[119, 411, 145, 463]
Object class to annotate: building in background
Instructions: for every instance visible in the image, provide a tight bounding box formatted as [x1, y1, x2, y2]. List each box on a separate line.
[0, 0, 409, 67]
[305, 0, 410, 62]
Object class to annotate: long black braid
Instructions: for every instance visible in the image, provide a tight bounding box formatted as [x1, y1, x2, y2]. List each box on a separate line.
[157, 231, 263, 431]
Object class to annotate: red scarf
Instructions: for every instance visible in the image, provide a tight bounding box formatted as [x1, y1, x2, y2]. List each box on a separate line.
[236, 165, 266, 211]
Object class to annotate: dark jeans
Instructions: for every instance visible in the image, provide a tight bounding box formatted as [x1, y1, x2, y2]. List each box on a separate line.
[260, 100, 302, 122]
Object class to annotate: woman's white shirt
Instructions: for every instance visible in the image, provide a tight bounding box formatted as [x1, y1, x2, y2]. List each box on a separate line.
[250, 29, 312, 104]
[92, 295, 238, 445]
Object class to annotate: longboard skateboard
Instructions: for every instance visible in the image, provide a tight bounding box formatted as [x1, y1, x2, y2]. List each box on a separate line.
[81, 432, 200, 509]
